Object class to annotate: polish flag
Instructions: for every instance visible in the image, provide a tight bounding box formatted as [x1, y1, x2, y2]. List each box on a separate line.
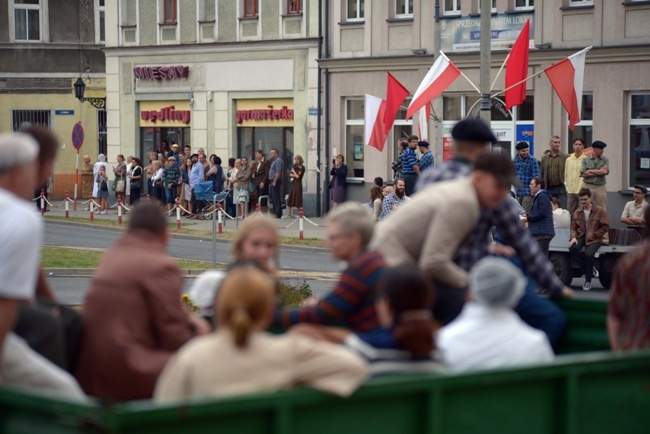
[544, 46, 591, 131]
[383, 73, 410, 134]
[505, 20, 530, 110]
[406, 52, 461, 119]
[365, 94, 388, 152]
[418, 104, 431, 140]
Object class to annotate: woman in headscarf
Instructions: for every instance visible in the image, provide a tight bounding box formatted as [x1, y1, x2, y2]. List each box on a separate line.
[81, 155, 94, 209]
[92, 154, 109, 199]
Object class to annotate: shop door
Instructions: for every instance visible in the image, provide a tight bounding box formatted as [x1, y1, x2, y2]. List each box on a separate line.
[140, 127, 191, 162]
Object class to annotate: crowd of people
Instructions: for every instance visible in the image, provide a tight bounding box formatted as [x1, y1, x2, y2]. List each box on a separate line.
[1, 118, 649, 406]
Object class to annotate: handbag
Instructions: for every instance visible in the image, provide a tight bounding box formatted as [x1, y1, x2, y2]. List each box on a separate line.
[111, 177, 117, 191]
[116, 179, 125, 193]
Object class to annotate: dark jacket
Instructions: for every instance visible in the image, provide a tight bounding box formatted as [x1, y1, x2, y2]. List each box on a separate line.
[571, 205, 610, 245]
[329, 164, 348, 188]
[527, 190, 555, 238]
[252, 158, 271, 188]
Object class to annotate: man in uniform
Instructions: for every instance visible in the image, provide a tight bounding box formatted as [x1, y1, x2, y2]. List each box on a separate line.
[581, 140, 609, 211]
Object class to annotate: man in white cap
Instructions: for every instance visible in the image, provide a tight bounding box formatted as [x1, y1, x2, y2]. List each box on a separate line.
[438, 257, 554, 372]
[0, 133, 85, 399]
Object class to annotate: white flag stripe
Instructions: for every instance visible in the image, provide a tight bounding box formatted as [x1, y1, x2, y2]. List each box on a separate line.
[365, 94, 383, 146]
[568, 46, 591, 118]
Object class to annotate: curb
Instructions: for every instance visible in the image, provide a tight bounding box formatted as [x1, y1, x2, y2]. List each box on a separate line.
[44, 268, 227, 277]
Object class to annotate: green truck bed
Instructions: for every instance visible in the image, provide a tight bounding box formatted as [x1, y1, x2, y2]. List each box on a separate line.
[1, 299, 649, 434]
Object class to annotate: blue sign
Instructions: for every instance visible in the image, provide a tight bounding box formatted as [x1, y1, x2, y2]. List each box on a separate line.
[440, 13, 533, 53]
[308, 107, 322, 116]
[72, 123, 84, 151]
[55, 110, 75, 115]
[517, 124, 535, 156]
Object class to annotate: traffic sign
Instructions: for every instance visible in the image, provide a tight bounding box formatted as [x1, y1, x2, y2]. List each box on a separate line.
[72, 123, 84, 150]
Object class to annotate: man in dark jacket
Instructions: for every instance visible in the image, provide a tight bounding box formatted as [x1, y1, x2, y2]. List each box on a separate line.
[523, 177, 555, 257]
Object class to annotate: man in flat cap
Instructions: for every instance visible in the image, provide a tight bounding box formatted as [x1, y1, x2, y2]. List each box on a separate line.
[513, 141, 540, 214]
[417, 141, 434, 173]
[415, 118, 571, 344]
[621, 184, 648, 230]
[581, 140, 609, 212]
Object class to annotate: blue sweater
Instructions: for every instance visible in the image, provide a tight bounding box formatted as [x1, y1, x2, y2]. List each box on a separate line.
[527, 190, 555, 238]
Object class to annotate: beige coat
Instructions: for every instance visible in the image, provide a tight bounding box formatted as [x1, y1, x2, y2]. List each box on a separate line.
[154, 330, 367, 402]
[370, 178, 480, 289]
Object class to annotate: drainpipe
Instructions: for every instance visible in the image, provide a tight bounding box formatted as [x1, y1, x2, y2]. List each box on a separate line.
[323, 0, 331, 215]
[316, 0, 323, 216]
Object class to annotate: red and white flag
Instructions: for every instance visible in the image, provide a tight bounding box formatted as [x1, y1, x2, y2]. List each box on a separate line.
[406, 52, 460, 119]
[505, 20, 530, 110]
[544, 46, 591, 131]
[383, 73, 410, 134]
[418, 104, 431, 141]
[365, 94, 388, 152]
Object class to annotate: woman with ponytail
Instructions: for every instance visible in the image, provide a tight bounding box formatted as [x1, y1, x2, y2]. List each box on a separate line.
[291, 267, 445, 375]
[154, 265, 367, 402]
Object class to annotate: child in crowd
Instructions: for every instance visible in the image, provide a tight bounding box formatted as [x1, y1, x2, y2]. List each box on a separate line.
[162, 156, 181, 214]
[154, 266, 367, 402]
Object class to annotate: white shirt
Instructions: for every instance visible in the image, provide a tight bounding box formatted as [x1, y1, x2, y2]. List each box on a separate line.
[437, 303, 554, 372]
[152, 168, 163, 182]
[553, 208, 571, 229]
[0, 188, 42, 300]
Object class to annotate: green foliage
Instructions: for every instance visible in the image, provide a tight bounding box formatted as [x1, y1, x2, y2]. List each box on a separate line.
[278, 279, 313, 307]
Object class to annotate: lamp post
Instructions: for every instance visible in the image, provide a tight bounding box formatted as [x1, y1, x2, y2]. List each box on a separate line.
[73, 77, 106, 109]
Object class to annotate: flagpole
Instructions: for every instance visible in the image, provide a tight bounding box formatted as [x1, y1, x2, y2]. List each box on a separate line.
[490, 53, 510, 92]
[492, 69, 545, 98]
[459, 70, 481, 94]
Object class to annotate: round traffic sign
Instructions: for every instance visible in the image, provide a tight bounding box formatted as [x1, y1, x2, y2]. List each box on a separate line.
[72, 123, 84, 150]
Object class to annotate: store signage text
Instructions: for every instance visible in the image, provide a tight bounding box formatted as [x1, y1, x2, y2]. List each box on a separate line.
[133, 66, 190, 80]
[236, 105, 294, 124]
[141, 105, 191, 124]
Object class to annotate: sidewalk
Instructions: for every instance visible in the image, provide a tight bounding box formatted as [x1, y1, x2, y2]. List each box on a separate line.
[39, 197, 330, 240]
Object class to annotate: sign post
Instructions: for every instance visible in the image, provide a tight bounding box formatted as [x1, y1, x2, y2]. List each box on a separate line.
[72, 123, 85, 210]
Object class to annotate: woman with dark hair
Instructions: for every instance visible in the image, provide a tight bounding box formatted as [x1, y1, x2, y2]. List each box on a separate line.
[285, 155, 305, 218]
[291, 267, 445, 375]
[329, 154, 347, 208]
[206, 154, 224, 194]
[181, 158, 193, 217]
[225, 157, 237, 216]
[370, 185, 383, 223]
[129, 157, 144, 205]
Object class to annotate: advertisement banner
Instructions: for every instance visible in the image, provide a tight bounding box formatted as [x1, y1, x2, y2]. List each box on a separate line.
[440, 13, 534, 53]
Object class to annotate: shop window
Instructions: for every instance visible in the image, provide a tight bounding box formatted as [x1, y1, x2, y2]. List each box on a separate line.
[287, 0, 302, 15]
[12, 0, 42, 42]
[514, 0, 534, 10]
[395, 0, 413, 18]
[443, 0, 461, 16]
[568, 94, 593, 153]
[443, 96, 462, 120]
[568, 0, 593, 6]
[477, 0, 496, 13]
[96, 0, 105, 44]
[344, 99, 364, 178]
[347, 0, 364, 21]
[162, 0, 177, 23]
[243, 0, 259, 17]
[11, 109, 50, 131]
[629, 94, 650, 188]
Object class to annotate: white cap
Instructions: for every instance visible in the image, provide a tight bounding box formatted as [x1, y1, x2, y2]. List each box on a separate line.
[0, 133, 38, 173]
[469, 257, 526, 308]
[188, 270, 226, 316]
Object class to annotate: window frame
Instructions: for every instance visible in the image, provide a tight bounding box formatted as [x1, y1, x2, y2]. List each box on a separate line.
[442, 0, 462, 16]
[514, 0, 534, 10]
[567, 93, 593, 154]
[11, 109, 51, 131]
[395, 0, 414, 18]
[243, 0, 259, 17]
[346, 0, 364, 22]
[286, 0, 302, 15]
[162, 0, 177, 23]
[11, 0, 44, 42]
[628, 93, 650, 189]
[344, 97, 365, 180]
[478, 0, 497, 13]
[95, 0, 105, 44]
[568, 0, 594, 6]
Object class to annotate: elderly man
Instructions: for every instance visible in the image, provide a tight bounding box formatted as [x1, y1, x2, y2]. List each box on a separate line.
[252, 149, 271, 211]
[438, 257, 554, 372]
[0, 133, 84, 399]
[371, 152, 515, 324]
[621, 184, 649, 229]
[513, 141, 540, 213]
[268, 148, 284, 219]
[540, 135, 568, 210]
[76, 203, 210, 400]
[272, 203, 386, 333]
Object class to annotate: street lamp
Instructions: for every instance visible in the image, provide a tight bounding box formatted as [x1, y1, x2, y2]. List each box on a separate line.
[73, 77, 106, 109]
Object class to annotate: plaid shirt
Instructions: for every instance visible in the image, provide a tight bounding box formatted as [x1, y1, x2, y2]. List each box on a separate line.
[513, 155, 540, 197]
[381, 193, 408, 220]
[417, 157, 565, 297]
[418, 150, 434, 172]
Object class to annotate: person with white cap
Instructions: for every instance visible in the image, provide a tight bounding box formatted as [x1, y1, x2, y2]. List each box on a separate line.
[92, 153, 109, 199]
[0, 132, 86, 399]
[437, 257, 554, 372]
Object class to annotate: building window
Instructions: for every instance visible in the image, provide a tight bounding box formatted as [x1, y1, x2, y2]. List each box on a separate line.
[395, 0, 414, 18]
[478, 0, 497, 13]
[345, 98, 365, 179]
[514, 0, 534, 10]
[568, 94, 593, 153]
[629, 94, 650, 188]
[391, 100, 414, 177]
[96, 0, 105, 43]
[287, 0, 301, 14]
[11, 109, 50, 131]
[13, 0, 42, 41]
[163, 0, 177, 23]
[243, 0, 258, 17]
[347, 0, 364, 21]
[569, 0, 593, 6]
[443, 0, 461, 15]
[98, 109, 107, 156]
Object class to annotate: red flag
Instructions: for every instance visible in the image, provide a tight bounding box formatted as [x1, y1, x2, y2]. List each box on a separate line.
[365, 94, 388, 152]
[406, 52, 460, 119]
[505, 20, 530, 110]
[383, 73, 410, 134]
[544, 47, 591, 131]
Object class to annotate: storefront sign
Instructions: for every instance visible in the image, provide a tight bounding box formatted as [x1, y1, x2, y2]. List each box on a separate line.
[133, 66, 190, 80]
[440, 13, 534, 53]
[235, 99, 295, 127]
[140, 101, 191, 127]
